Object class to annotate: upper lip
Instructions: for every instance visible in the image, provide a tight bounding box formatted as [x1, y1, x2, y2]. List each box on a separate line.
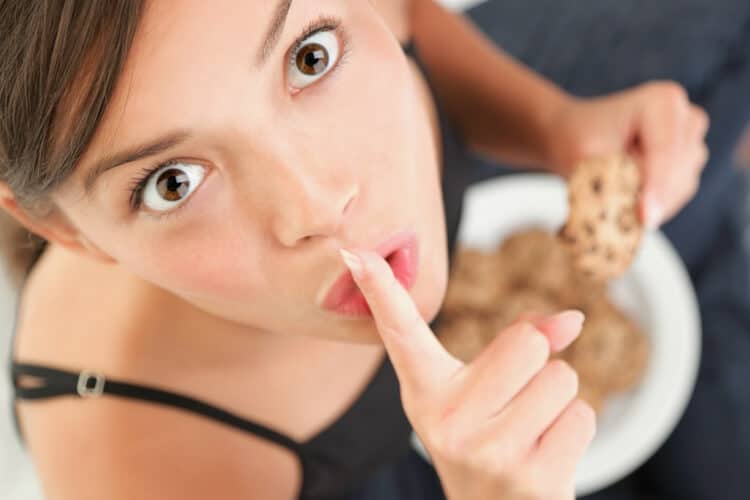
[319, 229, 416, 309]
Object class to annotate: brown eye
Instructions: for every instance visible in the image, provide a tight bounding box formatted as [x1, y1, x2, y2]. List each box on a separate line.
[142, 162, 205, 213]
[296, 43, 329, 75]
[289, 30, 340, 89]
[157, 169, 191, 202]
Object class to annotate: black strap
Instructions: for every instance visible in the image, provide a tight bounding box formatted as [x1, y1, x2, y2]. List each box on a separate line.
[11, 362, 303, 455]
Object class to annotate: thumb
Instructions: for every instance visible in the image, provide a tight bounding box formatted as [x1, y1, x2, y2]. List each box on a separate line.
[632, 88, 686, 229]
[629, 135, 666, 230]
[340, 248, 461, 395]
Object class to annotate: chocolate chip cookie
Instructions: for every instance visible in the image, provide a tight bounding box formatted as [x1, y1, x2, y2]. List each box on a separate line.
[560, 154, 644, 282]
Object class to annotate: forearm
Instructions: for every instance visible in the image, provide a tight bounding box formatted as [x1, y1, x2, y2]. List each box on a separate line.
[409, 0, 572, 171]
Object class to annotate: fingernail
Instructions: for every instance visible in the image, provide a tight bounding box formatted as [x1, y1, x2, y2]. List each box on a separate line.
[532, 310, 585, 329]
[340, 249, 364, 281]
[555, 310, 586, 330]
[553, 310, 586, 350]
[530, 310, 585, 352]
[645, 195, 664, 230]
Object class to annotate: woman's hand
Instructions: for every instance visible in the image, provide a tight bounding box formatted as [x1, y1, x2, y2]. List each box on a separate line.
[544, 81, 710, 229]
[340, 249, 596, 500]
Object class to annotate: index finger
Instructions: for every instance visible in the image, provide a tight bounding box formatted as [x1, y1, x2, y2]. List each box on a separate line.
[340, 248, 461, 395]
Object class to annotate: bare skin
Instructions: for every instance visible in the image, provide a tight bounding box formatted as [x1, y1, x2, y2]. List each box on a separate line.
[12, 2, 439, 499]
[4, 0, 708, 499]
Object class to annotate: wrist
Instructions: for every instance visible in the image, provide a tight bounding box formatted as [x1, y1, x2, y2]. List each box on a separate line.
[537, 90, 581, 177]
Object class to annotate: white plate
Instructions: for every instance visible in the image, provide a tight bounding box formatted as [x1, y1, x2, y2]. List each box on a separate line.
[411, 173, 701, 496]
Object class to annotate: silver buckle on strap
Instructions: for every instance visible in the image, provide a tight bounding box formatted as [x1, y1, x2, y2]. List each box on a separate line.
[77, 371, 105, 398]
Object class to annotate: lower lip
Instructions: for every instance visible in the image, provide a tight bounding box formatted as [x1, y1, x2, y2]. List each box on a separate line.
[328, 237, 419, 317]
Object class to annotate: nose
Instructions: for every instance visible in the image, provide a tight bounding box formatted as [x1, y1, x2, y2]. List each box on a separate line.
[270, 165, 359, 248]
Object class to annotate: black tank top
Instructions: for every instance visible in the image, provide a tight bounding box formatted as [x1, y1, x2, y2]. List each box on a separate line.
[8, 41, 477, 500]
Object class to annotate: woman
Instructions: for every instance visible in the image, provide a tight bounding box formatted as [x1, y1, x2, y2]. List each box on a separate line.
[0, 1, 707, 499]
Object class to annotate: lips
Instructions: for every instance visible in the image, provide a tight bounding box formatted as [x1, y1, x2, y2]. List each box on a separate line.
[322, 231, 420, 317]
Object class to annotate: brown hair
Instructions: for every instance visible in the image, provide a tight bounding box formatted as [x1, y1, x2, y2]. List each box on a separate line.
[0, 0, 143, 287]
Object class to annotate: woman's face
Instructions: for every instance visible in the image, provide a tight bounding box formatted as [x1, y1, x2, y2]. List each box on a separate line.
[52, 0, 448, 343]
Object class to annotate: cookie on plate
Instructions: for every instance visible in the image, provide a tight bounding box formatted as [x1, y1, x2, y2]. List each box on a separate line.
[436, 315, 487, 363]
[497, 228, 573, 296]
[442, 247, 506, 314]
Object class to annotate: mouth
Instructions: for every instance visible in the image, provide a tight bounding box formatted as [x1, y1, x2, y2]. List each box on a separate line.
[322, 230, 420, 317]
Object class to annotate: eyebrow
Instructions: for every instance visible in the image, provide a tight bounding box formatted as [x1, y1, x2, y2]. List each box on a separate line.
[257, 0, 294, 65]
[82, 130, 191, 196]
[83, 0, 294, 196]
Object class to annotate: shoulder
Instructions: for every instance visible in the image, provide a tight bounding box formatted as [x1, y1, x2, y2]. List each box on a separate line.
[13, 243, 143, 368]
[13, 245, 301, 499]
[16, 380, 301, 499]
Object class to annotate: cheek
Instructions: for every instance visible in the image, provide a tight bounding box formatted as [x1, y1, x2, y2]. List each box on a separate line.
[116, 224, 270, 300]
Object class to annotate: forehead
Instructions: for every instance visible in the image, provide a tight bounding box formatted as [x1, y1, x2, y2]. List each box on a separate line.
[72, 0, 328, 194]
[89, 0, 268, 135]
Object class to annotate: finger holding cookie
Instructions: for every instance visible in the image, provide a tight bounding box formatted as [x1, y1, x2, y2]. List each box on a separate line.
[627, 81, 709, 228]
[542, 81, 709, 229]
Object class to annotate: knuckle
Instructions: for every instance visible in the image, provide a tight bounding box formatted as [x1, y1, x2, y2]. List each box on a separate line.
[679, 175, 700, 203]
[571, 399, 598, 437]
[546, 359, 579, 395]
[686, 182, 700, 203]
[432, 426, 479, 467]
[700, 143, 710, 165]
[517, 322, 551, 362]
[690, 175, 701, 195]
[694, 107, 710, 133]
[656, 81, 689, 109]
[431, 428, 464, 463]
[483, 447, 515, 477]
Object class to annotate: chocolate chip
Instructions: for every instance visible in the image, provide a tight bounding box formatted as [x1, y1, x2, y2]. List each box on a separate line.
[584, 223, 595, 236]
[592, 178, 603, 194]
[559, 226, 577, 244]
